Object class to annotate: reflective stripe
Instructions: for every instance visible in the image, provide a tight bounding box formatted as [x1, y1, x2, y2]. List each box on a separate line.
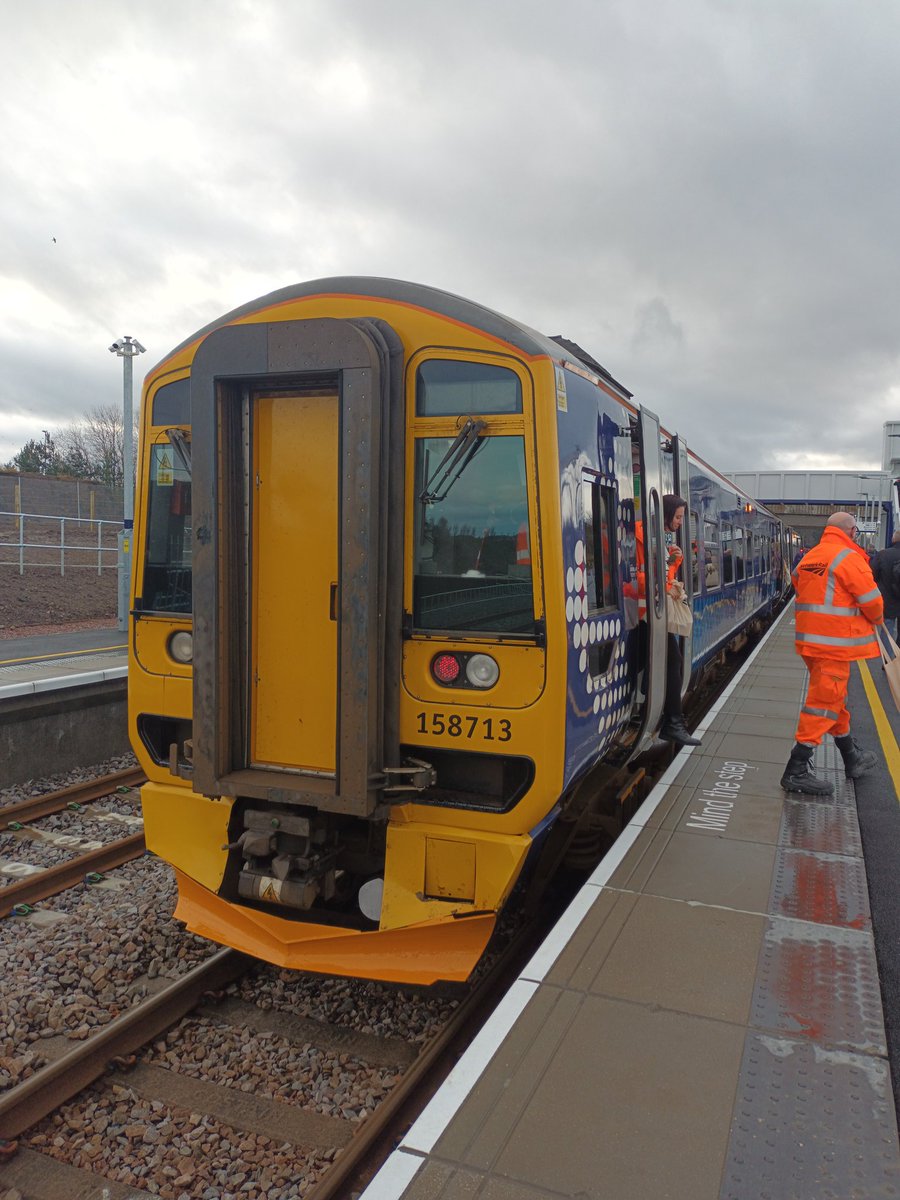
[824, 548, 853, 605]
[802, 705, 840, 720]
[796, 631, 876, 647]
[858, 587, 881, 603]
[796, 602, 860, 616]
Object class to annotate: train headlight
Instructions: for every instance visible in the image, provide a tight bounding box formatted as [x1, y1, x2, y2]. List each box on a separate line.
[167, 631, 193, 664]
[431, 653, 461, 684]
[465, 653, 500, 688]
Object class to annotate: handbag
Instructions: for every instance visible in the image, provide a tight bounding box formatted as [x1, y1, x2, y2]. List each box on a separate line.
[666, 580, 693, 635]
[876, 625, 900, 713]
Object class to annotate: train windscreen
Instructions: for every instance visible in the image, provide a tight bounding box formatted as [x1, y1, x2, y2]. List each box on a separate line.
[141, 442, 192, 614]
[413, 434, 533, 634]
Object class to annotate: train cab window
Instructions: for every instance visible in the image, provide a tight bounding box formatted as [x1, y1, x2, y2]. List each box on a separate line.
[722, 521, 735, 585]
[413, 435, 533, 634]
[703, 518, 721, 590]
[582, 475, 618, 613]
[141, 442, 192, 614]
[151, 377, 190, 425]
[416, 360, 522, 416]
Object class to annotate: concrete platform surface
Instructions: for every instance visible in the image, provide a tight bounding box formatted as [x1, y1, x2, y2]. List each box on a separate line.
[362, 604, 900, 1200]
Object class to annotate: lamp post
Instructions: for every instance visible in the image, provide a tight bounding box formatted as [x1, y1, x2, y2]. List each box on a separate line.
[109, 335, 146, 632]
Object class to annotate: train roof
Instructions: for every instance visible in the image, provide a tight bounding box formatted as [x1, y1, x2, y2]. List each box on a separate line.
[154, 275, 633, 400]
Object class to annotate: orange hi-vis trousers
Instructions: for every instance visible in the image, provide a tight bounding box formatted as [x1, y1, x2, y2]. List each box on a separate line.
[795, 655, 852, 745]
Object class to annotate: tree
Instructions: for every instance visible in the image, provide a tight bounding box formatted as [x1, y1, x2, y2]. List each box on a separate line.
[56, 405, 127, 487]
[8, 436, 61, 476]
[4, 404, 137, 486]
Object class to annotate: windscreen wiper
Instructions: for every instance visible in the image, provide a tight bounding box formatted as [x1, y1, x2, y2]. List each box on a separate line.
[419, 417, 486, 505]
[165, 428, 192, 478]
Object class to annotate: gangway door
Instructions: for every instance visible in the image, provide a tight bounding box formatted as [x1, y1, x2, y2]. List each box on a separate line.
[189, 317, 404, 817]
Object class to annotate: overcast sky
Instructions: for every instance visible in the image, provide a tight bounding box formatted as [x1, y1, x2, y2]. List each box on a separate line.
[2, 0, 899, 476]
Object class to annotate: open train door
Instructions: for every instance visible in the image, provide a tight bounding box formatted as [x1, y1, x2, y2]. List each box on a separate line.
[629, 406, 668, 758]
[188, 317, 405, 818]
[672, 435, 694, 694]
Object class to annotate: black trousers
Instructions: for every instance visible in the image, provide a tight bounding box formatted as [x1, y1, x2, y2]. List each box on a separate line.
[663, 634, 685, 724]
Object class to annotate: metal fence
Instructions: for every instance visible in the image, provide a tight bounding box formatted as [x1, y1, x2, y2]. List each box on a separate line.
[0, 511, 120, 575]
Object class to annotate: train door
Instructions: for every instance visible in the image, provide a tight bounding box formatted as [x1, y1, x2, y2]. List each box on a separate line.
[188, 316, 405, 817]
[672, 435, 693, 693]
[251, 389, 338, 772]
[630, 407, 667, 757]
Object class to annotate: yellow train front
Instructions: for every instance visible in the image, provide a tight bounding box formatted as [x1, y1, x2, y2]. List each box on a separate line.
[129, 277, 592, 985]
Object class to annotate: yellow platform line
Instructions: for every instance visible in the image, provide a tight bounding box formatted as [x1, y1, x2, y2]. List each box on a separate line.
[0, 643, 126, 667]
[857, 659, 900, 804]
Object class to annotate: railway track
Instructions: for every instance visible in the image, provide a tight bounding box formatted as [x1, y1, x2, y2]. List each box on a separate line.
[0, 766, 146, 917]
[0, 907, 550, 1199]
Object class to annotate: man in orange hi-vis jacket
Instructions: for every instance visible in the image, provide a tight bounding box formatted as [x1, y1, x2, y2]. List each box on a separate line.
[781, 511, 883, 795]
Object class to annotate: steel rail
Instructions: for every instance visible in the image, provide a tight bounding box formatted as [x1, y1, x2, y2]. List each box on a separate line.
[0, 948, 250, 1140]
[0, 767, 145, 831]
[304, 924, 545, 1200]
[0, 831, 146, 917]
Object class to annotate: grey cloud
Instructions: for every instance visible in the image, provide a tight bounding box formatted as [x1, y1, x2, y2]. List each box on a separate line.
[1, 0, 899, 473]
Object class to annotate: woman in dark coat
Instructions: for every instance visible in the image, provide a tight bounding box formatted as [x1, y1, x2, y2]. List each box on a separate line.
[871, 532, 900, 640]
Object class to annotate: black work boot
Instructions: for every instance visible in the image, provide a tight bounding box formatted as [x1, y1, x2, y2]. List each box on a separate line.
[833, 734, 878, 780]
[659, 718, 701, 747]
[780, 742, 833, 795]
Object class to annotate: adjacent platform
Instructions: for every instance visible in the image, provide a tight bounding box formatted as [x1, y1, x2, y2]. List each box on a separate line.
[0, 627, 126, 698]
[364, 605, 900, 1200]
[0, 628, 129, 786]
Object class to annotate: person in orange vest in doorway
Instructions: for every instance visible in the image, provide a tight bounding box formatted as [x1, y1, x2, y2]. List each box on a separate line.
[635, 495, 700, 747]
[781, 511, 883, 795]
[515, 522, 531, 567]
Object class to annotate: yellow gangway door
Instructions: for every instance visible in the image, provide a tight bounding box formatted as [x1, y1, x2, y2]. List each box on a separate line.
[251, 391, 338, 773]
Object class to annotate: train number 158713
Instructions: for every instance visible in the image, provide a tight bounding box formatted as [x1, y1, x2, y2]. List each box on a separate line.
[415, 712, 512, 741]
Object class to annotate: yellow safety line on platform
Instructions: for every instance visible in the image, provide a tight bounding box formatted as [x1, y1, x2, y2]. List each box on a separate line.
[0, 644, 126, 667]
[857, 660, 900, 804]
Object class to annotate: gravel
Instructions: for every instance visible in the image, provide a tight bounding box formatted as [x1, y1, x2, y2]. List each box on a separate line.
[26, 1083, 335, 1199]
[229, 966, 458, 1046]
[0, 752, 138, 806]
[1, 753, 467, 1198]
[146, 1016, 400, 1121]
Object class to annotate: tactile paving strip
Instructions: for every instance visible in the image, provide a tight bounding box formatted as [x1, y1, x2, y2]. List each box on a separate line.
[750, 917, 886, 1054]
[779, 798, 863, 857]
[720, 1033, 900, 1200]
[771, 848, 870, 930]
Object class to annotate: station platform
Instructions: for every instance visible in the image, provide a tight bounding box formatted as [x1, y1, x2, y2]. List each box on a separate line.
[363, 604, 900, 1200]
[0, 627, 126, 699]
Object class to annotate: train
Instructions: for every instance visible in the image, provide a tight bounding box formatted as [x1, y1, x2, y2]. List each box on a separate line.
[128, 277, 794, 985]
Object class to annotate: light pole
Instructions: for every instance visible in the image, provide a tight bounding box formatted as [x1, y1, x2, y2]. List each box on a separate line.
[109, 335, 146, 631]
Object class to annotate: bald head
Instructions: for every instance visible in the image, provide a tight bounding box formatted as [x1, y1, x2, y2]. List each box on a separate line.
[828, 512, 858, 536]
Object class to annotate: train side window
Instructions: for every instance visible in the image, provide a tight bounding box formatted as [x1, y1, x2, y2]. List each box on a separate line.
[703, 518, 721, 590]
[735, 528, 746, 581]
[689, 510, 700, 585]
[416, 360, 522, 416]
[582, 475, 619, 615]
[722, 521, 735, 584]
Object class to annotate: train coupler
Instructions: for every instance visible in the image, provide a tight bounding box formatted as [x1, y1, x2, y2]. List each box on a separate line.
[232, 807, 338, 912]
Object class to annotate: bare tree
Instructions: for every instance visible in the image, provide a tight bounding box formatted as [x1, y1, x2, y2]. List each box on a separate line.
[55, 404, 138, 487]
[5, 405, 138, 484]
